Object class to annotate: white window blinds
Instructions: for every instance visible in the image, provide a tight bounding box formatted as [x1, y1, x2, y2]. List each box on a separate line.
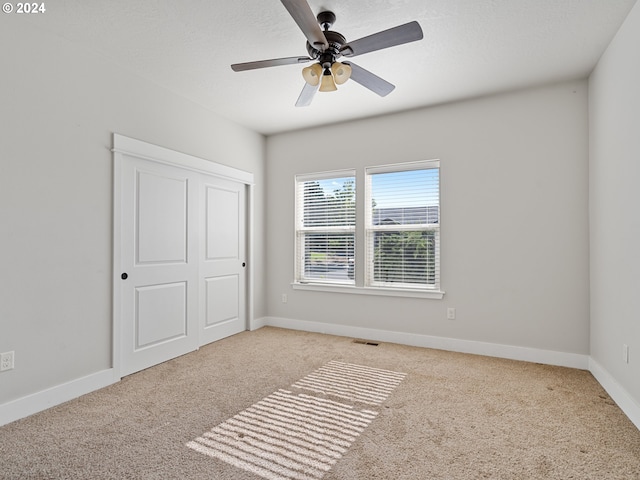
[365, 162, 440, 289]
[295, 171, 356, 284]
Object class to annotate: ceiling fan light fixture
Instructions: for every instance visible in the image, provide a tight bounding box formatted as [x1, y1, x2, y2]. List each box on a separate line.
[302, 63, 323, 86]
[319, 68, 337, 92]
[331, 62, 352, 85]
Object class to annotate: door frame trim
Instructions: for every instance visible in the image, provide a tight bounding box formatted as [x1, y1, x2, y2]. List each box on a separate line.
[112, 134, 255, 379]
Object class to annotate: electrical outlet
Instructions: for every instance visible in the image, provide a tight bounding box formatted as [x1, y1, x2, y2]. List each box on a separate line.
[447, 308, 456, 320]
[0, 351, 14, 372]
[281, 294, 288, 304]
[623, 344, 629, 364]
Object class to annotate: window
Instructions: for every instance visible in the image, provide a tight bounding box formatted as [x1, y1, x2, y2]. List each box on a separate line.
[295, 171, 356, 285]
[366, 162, 440, 290]
[294, 161, 441, 297]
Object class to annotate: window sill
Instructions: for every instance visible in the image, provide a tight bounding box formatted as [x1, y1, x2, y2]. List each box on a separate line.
[291, 282, 445, 299]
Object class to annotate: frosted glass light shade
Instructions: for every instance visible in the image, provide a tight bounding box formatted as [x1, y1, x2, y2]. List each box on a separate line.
[319, 69, 337, 92]
[331, 62, 352, 85]
[302, 63, 323, 86]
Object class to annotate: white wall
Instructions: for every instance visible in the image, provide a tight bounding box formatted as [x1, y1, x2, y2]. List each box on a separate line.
[0, 22, 266, 407]
[589, 1, 640, 407]
[266, 81, 590, 357]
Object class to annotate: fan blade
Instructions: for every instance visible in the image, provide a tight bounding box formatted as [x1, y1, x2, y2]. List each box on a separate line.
[340, 21, 423, 57]
[344, 62, 395, 97]
[281, 0, 329, 51]
[295, 82, 319, 107]
[231, 56, 312, 72]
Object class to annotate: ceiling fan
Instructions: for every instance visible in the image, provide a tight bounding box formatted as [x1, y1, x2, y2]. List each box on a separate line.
[230, 0, 424, 107]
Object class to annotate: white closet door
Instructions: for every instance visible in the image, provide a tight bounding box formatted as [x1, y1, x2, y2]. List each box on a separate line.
[200, 174, 246, 346]
[119, 156, 199, 376]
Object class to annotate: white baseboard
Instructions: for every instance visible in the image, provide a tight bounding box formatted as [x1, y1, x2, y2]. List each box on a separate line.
[0, 369, 118, 427]
[589, 358, 640, 431]
[261, 316, 590, 369]
[250, 316, 268, 331]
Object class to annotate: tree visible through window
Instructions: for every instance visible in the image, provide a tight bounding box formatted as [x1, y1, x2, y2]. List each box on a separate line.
[373, 230, 437, 285]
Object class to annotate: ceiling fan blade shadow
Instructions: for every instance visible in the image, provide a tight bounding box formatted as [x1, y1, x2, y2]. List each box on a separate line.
[231, 56, 313, 72]
[340, 21, 423, 57]
[295, 82, 319, 107]
[281, 0, 329, 51]
[344, 62, 395, 97]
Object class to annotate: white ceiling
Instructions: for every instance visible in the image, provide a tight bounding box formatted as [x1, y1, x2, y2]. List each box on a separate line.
[27, 0, 636, 135]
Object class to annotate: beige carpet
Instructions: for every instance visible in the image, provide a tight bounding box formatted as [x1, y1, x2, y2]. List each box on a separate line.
[1, 327, 639, 479]
[186, 360, 407, 479]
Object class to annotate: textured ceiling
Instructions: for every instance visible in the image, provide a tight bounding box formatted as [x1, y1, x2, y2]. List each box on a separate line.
[23, 0, 637, 135]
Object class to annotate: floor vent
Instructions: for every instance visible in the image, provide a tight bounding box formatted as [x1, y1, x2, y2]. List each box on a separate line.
[353, 339, 380, 346]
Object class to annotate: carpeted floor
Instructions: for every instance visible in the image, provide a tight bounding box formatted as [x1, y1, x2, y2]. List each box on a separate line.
[1, 327, 639, 479]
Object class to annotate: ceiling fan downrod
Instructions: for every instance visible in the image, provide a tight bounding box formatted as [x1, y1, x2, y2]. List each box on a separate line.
[317, 11, 336, 31]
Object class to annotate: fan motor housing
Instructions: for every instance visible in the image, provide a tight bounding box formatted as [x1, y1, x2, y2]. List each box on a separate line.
[306, 30, 346, 64]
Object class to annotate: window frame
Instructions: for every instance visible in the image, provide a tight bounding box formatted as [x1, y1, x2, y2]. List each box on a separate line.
[293, 161, 444, 299]
[365, 160, 441, 291]
[294, 169, 356, 286]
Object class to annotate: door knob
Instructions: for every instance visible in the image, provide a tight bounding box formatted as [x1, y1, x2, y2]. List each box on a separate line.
[121, 273, 128, 280]
[242, 263, 246, 267]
